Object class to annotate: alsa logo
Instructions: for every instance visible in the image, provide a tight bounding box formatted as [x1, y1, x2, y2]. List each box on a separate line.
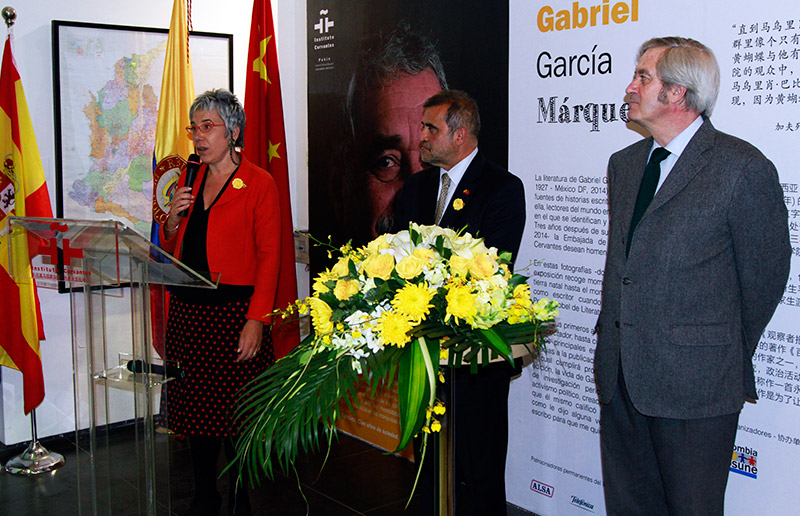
[538, 0, 638, 32]
[530, 479, 554, 497]
[730, 444, 758, 479]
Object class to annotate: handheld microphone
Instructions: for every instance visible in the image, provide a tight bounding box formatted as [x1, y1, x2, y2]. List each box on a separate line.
[126, 359, 186, 380]
[179, 153, 202, 217]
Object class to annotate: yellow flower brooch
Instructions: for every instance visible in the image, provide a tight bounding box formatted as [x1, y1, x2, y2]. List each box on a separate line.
[453, 198, 464, 211]
[232, 178, 246, 190]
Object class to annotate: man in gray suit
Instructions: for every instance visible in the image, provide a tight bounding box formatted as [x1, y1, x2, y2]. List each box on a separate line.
[595, 36, 790, 515]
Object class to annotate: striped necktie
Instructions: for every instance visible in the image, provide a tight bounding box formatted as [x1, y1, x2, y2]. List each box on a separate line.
[434, 172, 451, 224]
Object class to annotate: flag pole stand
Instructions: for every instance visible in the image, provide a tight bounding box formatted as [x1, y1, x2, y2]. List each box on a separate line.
[5, 409, 65, 475]
[2, 3, 65, 479]
[3, 5, 65, 477]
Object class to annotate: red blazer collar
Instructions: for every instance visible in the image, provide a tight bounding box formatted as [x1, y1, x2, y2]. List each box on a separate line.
[193, 155, 256, 209]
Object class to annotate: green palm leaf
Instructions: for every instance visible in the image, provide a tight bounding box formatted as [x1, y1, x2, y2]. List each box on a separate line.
[230, 346, 362, 482]
[395, 337, 438, 451]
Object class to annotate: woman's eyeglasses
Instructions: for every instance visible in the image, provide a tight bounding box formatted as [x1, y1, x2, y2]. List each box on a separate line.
[185, 122, 225, 138]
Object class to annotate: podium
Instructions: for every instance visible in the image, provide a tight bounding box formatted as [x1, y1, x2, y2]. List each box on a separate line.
[433, 344, 542, 515]
[7, 217, 215, 516]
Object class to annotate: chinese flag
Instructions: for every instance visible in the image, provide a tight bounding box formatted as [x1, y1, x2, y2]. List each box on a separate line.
[244, 0, 299, 359]
[0, 36, 54, 414]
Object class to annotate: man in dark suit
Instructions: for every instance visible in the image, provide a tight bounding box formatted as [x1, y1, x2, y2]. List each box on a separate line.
[392, 90, 526, 515]
[595, 37, 791, 516]
[392, 90, 525, 259]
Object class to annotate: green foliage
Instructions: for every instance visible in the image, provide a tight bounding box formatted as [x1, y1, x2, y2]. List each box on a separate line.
[395, 338, 439, 451]
[230, 346, 361, 482]
[229, 319, 552, 486]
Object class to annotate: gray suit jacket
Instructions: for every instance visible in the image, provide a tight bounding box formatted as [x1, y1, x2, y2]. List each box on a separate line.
[594, 119, 791, 419]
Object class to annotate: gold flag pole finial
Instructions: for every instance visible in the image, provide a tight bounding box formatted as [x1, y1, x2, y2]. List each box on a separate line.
[2, 6, 16, 29]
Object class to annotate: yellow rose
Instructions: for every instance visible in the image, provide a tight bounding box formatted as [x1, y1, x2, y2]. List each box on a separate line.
[362, 253, 395, 280]
[449, 255, 470, 277]
[367, 234, 390, 253]
[395, 254, 425, 279]
[333, 279, 360, 301]
[331, 257, 350, 278]
[469, 253, 496, 280]
[453, 198, 464, 211]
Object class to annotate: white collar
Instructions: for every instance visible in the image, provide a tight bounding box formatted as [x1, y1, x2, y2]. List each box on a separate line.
[655, 115, 703, 159]
[439, 146, 478, 188]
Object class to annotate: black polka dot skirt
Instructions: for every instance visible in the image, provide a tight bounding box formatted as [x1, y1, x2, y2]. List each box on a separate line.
[164, 296, 274, 437]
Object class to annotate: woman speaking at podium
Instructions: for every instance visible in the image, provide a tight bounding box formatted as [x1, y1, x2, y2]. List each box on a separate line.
[159, 88, 281, 516]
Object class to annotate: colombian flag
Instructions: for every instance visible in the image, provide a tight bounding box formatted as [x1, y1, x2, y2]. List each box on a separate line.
[151, 0, 195, 241]
[245, 0, 299, 358]
[150, 0, 195, 357]
[0, 36, 54, 414]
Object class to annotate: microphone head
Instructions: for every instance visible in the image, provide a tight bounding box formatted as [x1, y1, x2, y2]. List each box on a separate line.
[179, 153, 203, 217]
[184, 154, 201, 187]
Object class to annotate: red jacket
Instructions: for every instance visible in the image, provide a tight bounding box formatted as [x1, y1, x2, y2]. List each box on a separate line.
[159, 156, 281, 322]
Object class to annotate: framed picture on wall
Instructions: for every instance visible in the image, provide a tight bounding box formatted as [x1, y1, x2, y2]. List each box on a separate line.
[51, 20, 233, 237]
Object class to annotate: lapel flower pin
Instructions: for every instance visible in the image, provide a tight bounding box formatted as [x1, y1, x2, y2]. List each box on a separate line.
[453, 198, 464, 211]
[232, 178, 246, 190]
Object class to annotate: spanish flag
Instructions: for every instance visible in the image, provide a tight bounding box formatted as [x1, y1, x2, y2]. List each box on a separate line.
[245, 0, 299, 358]
[0, 35, 54, 414]
[150, 0, 195, 357]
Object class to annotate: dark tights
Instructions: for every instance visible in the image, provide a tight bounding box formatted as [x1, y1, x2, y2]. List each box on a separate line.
[187, 436, 250, 516]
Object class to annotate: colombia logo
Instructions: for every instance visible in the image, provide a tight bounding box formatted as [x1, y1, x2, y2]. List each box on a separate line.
[730, 444, 758, 479]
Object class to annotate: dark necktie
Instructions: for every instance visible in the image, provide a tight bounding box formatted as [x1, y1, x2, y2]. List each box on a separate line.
[626, 147, 670, 257]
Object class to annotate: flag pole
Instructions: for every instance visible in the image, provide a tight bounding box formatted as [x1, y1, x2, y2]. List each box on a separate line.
[4, 409, 65, 475]
[1, 5, 64, 476]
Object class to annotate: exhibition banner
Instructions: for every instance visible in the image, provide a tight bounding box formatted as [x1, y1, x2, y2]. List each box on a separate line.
[507, 1, 799, 515]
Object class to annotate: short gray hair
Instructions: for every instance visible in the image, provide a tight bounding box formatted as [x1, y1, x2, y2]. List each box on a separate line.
[638, 36, 719, 116]
[190, 88, 246, 147]
[346, 22, 448, 138]
[423, 89, 481, 140]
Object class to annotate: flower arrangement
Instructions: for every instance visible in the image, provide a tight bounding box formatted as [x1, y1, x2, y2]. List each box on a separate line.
[231, 223, 558, 483]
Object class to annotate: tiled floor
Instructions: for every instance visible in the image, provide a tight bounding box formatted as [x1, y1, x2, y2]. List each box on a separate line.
[0, 425, 535, 515]
[0, 424, 419, 515]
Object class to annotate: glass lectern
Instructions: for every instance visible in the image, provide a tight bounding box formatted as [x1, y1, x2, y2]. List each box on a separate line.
[7, 217, 215, 516]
